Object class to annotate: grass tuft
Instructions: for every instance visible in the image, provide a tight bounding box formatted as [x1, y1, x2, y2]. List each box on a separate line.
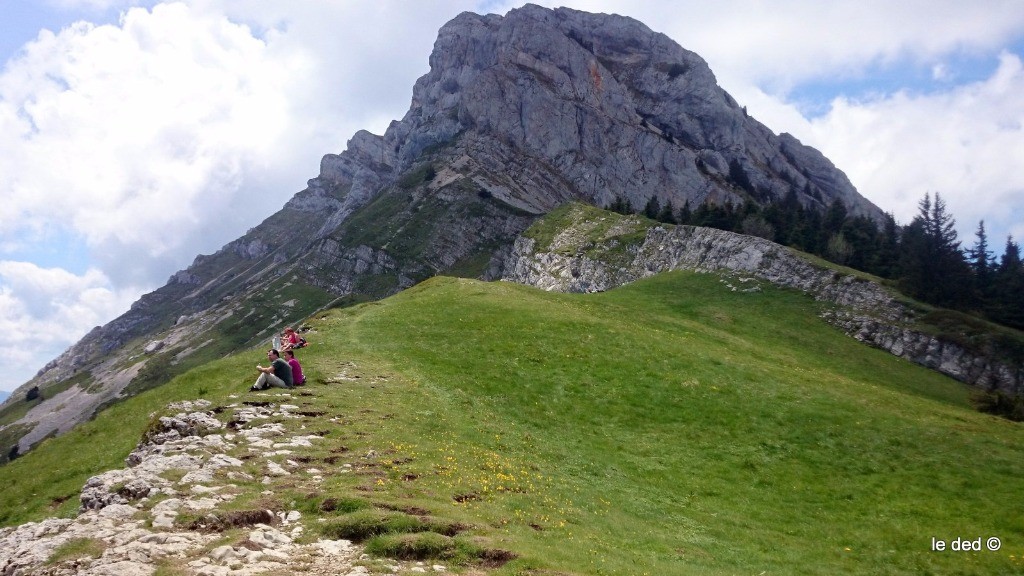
[364, 532, 515, 567]
[319, 510, 427, 542]
[46, 537, 106, 565]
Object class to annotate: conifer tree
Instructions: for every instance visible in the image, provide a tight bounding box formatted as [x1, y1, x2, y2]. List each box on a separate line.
[968, 221, 994, 304]
[728, 159, 755, 195]
[839, 216, 879, 272]
[871, 213, 900, 279]
[644, 196, 662, 220]
[657, 200, 677, 224]
[793, 207, 823, 255]
[608, 195, 633, 215]
[823, 200, 848, 238]
[897, 193, 973, 309]
[677, 200, 692, 225]
[991, 236, 1024, 329]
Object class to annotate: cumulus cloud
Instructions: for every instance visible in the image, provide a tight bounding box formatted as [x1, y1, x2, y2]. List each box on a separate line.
[794, 51, 1024, 243]
[0, 261, 139, 391]
[0, 2, 302, 285]
[0, 1, 488, 288]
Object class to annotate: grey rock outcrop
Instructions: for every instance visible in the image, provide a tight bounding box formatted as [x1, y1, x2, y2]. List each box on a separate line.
[403, 4, 883, 219]
[503, 206, 1023, 394]
[0, 397, 371, 576]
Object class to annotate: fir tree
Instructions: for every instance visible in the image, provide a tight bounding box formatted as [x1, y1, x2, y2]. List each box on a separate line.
[823, 200, 848, 238]
[839, 216, 879, 272]
[991, 236, 1024, 329]
[728, 159, 755, 195]
[608, 195, 633, 215]
[897, 193, 973, 309]
[657, 200, 677, 224]
[871, 213, 900, 279]
[644, 196, 662, 220]
[677, 200, 692, 225]
[968, 221, 994, 298]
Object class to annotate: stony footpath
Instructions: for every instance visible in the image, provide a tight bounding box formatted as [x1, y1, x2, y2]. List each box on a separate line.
[0, 395, 447, 576]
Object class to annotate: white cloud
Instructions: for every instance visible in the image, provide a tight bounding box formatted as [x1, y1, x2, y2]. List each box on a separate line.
[932, 63, 951, 82]
[543, 1, 1024, 92]
[790, 51, 1024, 243]
[0, 1, 490, 288]
[0, 261, 140, 392]
[0, 2, 302, 285]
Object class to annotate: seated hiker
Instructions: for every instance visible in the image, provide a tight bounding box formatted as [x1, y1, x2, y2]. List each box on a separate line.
[281, 327, 301, 351]
[250, 349, 294, 391]
[285, 349, 305, 386]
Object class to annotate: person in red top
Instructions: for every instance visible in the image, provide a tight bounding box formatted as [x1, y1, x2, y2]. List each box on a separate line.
[284, 349, 305, 386]
[281, 327, 301, 351]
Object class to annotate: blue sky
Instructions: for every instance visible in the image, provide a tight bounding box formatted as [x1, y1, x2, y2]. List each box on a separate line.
[1, 0, 1024, 393]
[788, 47, 1017, 118]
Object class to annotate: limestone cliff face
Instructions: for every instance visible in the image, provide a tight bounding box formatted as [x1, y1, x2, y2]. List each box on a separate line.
[502, 205, 1023, 394]
[4, 4, 891, 455]
[404, 4, 883, 219]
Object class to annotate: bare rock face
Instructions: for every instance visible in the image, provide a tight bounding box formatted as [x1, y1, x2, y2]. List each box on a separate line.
[397, 4, 882, 219]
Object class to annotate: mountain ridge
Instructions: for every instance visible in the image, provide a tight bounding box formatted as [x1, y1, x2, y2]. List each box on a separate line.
[3, 4, 891, 455]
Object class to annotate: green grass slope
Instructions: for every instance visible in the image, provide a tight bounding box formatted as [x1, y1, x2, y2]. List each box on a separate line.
[1, 272, 1022, 575]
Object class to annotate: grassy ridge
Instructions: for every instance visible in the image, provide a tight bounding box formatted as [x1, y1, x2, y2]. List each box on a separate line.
[327, 273, 1023, 574]
[1, 272, 1022, 575]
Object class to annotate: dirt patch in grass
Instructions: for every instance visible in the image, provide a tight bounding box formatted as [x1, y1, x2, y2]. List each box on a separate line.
[48, 494, 73, 510]
[478, 548, 518, 568]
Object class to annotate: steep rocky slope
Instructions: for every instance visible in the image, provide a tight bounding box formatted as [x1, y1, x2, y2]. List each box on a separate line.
[2, 4, 887, 457]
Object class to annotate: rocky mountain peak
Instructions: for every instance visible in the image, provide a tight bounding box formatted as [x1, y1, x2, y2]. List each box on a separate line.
[3, 4, 888, 458]
[384, 3, 883, 219]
